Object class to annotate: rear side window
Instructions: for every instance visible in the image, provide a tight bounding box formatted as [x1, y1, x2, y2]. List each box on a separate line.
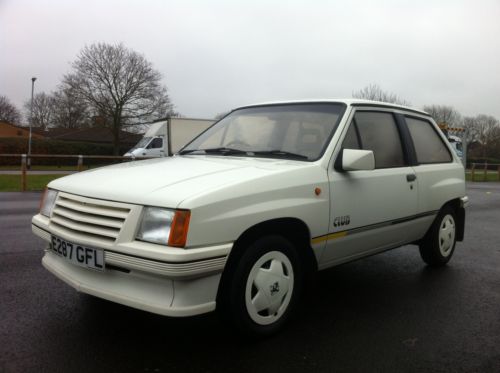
[406, 117, 452, 164]
[353, 112, 406, 168]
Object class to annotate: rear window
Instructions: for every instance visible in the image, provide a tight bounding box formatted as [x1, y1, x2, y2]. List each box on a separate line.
[406, 117, 452, 164]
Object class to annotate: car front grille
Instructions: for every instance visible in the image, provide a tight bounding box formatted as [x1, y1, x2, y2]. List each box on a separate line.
[50, 193, 131, 244]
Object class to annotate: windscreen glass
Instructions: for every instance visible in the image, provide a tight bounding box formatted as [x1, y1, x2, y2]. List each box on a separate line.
[180, 104, 345, 161]
[131, 137, 152, 150]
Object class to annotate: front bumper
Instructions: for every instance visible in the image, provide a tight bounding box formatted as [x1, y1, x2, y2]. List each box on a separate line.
[33, 214, 232, 317]
[41, 250, 222, 317]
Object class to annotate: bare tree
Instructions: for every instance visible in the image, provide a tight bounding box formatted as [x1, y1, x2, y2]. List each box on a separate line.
[467, 115, 500, 158]
[23, 92, 56, 131]
[62, 43, 173, 154]
[352, 84, 410, 106]
[461, 116, 478, 145]
[0, 95, 22, 124]
[423, 105, 462, 128]
[52, 87, 90, 129]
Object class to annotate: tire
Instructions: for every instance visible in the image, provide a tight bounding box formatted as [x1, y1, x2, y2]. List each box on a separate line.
[419, 206, 457, 266]
[218, 235, 303, 337]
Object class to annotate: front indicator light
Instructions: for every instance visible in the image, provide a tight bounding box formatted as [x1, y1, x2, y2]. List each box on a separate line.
[40, 188, 58, 217]
[168, 210, 191, 248]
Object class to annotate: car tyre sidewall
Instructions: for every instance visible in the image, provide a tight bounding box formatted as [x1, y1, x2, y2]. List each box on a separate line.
[220, 235, 303, 338]
[419, 206, 457, 267]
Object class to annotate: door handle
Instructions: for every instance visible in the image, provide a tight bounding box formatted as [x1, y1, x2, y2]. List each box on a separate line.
[406, 174, 417, 182]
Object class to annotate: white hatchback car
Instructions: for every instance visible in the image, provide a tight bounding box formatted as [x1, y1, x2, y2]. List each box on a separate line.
[32, 99, 467, 336]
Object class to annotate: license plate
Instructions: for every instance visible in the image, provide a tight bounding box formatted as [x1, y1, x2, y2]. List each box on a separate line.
[50, 235, 105, 272]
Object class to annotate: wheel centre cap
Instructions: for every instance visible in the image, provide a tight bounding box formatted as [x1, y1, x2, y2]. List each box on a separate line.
[269, 280, 281, 296]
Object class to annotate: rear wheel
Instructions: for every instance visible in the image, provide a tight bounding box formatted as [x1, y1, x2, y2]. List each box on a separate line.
[419, 206, 457, 266]
[218, 235, 303, 337]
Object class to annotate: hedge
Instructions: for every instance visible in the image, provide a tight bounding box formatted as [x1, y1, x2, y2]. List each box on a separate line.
[0, 138, 132, 166]
[467, 157, 500, 165]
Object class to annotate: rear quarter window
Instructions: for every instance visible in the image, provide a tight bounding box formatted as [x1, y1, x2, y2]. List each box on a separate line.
[406, 117, 452, 164]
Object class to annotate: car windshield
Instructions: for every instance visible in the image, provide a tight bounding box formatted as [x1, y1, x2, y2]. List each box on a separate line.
[180, 103, 346, 161]
[131, 137, 152, 150]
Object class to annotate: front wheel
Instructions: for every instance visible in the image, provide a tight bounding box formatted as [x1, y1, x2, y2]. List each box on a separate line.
[419, 206, 457, 266]
[218, 235, 303, 337]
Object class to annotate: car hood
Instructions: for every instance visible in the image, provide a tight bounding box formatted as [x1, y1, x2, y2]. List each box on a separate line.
[49, 155, 311, 208]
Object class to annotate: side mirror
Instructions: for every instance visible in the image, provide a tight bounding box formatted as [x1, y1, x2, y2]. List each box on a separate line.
[342, 149, 375, 171]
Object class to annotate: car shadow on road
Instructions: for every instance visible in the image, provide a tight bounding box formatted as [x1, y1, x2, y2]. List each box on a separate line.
[37, 246, 474, 372]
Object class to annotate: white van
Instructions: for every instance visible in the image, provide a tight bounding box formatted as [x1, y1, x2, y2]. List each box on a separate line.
[124, 117, 213, 157]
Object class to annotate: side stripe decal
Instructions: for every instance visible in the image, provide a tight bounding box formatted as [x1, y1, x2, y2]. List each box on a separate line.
[311, 210, 438, 244]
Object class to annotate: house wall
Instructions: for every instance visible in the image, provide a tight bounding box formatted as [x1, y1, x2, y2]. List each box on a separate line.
[0, 122, 44, 139]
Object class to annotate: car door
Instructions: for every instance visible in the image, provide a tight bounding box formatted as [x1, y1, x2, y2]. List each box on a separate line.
[404, 115, 464, 216]
[320, 109, 418, 267]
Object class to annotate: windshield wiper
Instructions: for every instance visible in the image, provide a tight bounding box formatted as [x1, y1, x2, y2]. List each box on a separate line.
[178, 149, 203, 155]
[179, 147, 248, 156]
[252, 150, 309, 160]
[179, 148, 309, 160]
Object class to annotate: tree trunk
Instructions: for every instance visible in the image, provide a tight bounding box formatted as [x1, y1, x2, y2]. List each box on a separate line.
[112, 115, 120, 156]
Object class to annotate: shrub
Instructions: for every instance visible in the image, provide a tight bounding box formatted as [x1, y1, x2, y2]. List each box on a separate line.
[0, 138, 131, 166]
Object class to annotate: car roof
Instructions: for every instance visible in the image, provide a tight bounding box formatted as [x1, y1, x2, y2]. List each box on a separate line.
[235, 99, 430, 116]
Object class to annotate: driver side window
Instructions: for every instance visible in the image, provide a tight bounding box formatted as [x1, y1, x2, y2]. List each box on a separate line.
[148, 137, 163, 149]
[340, 112, 405, 169]
[341, 122, 361, 150]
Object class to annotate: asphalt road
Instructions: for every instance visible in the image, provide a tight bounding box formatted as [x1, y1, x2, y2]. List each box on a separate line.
[1, 184, 500, 373]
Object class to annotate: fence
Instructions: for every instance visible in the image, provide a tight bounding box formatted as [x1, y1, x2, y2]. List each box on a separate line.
[2, 154, 500, 192]
[469, 162, 500, 182]
[0, 154, 155, 191]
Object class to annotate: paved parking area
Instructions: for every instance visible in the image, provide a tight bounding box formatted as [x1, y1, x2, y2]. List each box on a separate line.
[1, 184, 500, 372]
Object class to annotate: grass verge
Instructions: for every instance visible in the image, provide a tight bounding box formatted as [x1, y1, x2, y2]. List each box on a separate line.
[0, 174, 64, 192]
[465, 171, 500, 182]
[0, 165, 91, 171]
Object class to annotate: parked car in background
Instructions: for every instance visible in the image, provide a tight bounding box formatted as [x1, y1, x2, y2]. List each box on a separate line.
[33, 99, 467, 336]
[447, 135, 464, 160]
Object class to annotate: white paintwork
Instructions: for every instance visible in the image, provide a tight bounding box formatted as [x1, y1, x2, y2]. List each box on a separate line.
[169, 118, 213, 154]
[33, 99, 467, 318]
[145, 121, 167, 138]
[342, 149, 375, 171]
[32, 214, 232, 265]
[323, 165, 419, 265]
[41, 251, 219, 317]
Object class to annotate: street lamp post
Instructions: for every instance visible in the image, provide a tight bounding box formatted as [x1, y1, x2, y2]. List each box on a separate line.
[28, 77, 37, 169]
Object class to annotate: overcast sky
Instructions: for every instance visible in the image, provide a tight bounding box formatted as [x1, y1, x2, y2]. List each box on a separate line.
[1, 0, 499, 120]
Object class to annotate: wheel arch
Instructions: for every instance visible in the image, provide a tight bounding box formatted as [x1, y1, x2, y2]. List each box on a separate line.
[442, 198, 465, 242]
[216, 217, 317, 304]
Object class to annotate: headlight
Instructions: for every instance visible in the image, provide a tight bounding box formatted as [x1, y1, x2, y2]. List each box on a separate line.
[136, 207, 191, 247]
[40, 188, 58, 217]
